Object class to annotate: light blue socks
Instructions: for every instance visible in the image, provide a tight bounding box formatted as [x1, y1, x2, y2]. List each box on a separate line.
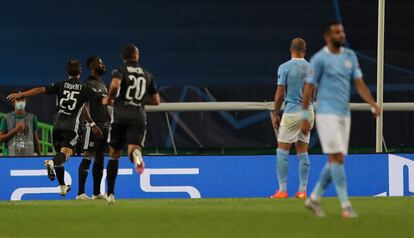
[276, 149, 289, 192]
[297, 153, 310, 192]
[331, 162, 351, 208]
[311, 162, 332, 201]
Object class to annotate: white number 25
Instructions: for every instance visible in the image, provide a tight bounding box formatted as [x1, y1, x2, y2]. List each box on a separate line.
[59, 90, 79, 111]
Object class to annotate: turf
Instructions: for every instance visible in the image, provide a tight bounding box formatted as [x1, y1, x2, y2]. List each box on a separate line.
[0, 197, 412, 238]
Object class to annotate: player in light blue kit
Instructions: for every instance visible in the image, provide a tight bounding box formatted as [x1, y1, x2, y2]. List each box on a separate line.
[271, 38, 314, 199]
[300, 20, 380, 218]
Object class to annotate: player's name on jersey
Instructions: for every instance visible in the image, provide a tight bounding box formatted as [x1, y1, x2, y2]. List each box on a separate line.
[127, 66, 144, 74]
[64, 82, 82, 91]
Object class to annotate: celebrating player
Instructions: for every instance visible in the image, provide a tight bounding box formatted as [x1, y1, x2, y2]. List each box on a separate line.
[7, 59, 103, 196]
[76, 56, 110, 200]
[301, 20, 380, 218]
[102, 44, 160, 204]
[271, 38, 314, 199]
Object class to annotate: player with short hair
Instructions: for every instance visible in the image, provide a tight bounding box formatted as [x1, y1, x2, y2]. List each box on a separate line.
[102, 43, 160, 204]
[271, 38, 314, 199]
[76, 56, 110, 200]
[301, 20, 380, 218]
[7, 59, 103, 196]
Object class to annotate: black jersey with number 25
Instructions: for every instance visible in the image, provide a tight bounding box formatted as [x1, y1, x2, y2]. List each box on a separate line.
[45, 78, 102, 131]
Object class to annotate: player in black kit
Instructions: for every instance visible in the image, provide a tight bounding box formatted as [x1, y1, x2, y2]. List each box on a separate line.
[76, 56, 111, 200]
[7, 59, 103, 196]
[102, 44, 160, 204]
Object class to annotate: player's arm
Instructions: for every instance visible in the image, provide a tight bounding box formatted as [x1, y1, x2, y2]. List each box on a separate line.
[103, 77, 121, 106]
[145, 93, 160, 105]
[273, 85, 285, 128]
[0, 115, 25, 142]
[300, 57, 321, 134]
[144, 75, 160, 105]
[354, 78, 380, 117]
[82, 102, 103, 139]
[300, 83, 315, 135]
[33, 131, 42, 156]
[273, 66, 287, 128]
[7, 87, 46, 102]
[351, 52, 380, 117]
[32, 115, 41, 156]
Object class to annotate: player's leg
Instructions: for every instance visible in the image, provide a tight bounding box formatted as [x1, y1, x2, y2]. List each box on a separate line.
[295, 111, 313, 198]
[127, 124, 147, 175]
[329, 116, 357, 218]
[77, 125, 94, 199]
[106, 123, 125, 204]
[76, 151, 93, 200]
[305, 114, 340, 217]
[271, 113, 295, 198]
[45, 130, 74, 184]
[128, 144, 144, 174]
[274, 142, 291, 196]
[106, 145, 121, 203]
[92, 127, 108, 199]
[294, 141, 310, 198]
[56, 146, 74, 195]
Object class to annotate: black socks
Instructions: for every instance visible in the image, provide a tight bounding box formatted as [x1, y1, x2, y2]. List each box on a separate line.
[77, 158, 92, 195]
[106, 159, 119, 196]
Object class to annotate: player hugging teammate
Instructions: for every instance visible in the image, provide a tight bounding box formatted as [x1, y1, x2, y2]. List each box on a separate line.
[7, 44, 160, 203]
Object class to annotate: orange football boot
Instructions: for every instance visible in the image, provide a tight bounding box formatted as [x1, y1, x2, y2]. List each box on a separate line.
[270, 190, 288, 199]
[295, 191, 307, 199]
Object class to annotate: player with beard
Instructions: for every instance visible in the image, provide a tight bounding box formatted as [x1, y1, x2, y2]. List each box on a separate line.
[76, 56, 111, 200]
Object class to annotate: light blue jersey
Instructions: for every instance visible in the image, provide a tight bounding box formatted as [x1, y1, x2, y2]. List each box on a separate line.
[307, 47, 363, 116]
[277, 58, 312, 113]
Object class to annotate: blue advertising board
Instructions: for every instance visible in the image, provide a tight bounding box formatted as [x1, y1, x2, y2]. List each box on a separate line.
[0, 154, 413, 200]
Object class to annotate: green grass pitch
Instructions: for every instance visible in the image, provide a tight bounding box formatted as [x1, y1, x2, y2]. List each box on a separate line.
[0, 197, 412, 238]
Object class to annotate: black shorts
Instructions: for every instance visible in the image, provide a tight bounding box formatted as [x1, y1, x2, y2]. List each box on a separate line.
[52, 129, 79, 152]
[81, 124, 109, 153]
[109, 122, 147, 151]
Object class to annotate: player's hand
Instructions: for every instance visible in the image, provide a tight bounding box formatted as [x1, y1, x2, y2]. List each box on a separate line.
[91, 125, 103, 139]
[371, 104, 381, 117]
[272, 114, 280, 129]
[300, 120, 311, 135]
[15, 121, 26, 133]
[7, 93, 22, 102]
[102, 96, 113, 106]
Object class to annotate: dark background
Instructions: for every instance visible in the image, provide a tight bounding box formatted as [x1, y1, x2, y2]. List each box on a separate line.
[0, 0, 413, 152]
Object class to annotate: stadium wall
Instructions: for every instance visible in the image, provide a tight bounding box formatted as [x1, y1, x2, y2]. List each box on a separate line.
[2, 86, 414, 150]
[0, 154, 413, 201]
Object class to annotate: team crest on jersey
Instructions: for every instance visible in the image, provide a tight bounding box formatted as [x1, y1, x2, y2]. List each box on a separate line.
[344, 60, 353, 69]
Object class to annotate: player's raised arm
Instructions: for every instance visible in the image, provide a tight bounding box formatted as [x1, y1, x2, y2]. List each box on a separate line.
[7, 87, 46, 102]
[354, 79, 380, 117]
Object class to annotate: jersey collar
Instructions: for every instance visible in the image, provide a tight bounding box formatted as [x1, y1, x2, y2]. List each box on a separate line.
[291, 58, 305, 60]
[323, 46, 344, 54]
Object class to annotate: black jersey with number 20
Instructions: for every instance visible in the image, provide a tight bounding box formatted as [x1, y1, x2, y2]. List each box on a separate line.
[111, 62, 158, 124]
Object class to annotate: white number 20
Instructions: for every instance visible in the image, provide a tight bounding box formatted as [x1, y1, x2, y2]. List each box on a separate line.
[126, 75, 146, 101]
